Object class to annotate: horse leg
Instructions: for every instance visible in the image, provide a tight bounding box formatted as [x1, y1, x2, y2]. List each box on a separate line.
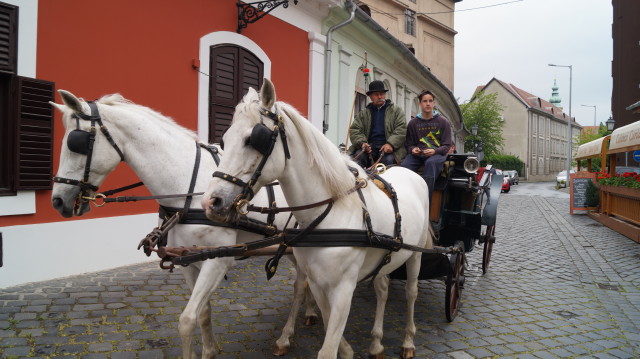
[179, 266, 200, 359]
[368, 274, 390, 358]
[274, 267, 308, 356]
[400, 253, 422, 359]
[179, 258, 233, 359]
[303, 279, 319, 326]
[309, 278, 356, 359]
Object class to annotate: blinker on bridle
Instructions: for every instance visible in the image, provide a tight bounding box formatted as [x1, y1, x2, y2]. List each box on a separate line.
[53, 101, 125, 201]
[212, 106, 290, 214]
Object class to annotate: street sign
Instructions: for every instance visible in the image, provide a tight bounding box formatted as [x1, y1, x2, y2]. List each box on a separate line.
[634, 150, 640, 162]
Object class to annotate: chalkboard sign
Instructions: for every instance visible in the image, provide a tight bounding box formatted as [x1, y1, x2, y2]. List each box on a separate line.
[570, 172, 597, 214]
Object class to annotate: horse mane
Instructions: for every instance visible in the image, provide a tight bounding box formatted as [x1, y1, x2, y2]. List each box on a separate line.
[276, 101, 362, 204]
[96, 93, 200, 142]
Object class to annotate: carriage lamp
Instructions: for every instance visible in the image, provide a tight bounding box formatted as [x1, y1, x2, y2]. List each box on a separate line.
[464, 157, 480, 174]
[606, 116, 615, 132]
[471, 124, 478, 136]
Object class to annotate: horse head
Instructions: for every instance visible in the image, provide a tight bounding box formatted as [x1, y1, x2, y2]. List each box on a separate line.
[203, 79, 288, 223]
[50, 90, 123, 217]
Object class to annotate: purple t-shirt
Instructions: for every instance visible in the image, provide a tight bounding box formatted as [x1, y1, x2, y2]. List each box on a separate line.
[405, 113, 452, 156]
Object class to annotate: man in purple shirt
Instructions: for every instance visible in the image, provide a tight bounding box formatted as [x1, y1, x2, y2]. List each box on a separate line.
[401, 90, 452, 198]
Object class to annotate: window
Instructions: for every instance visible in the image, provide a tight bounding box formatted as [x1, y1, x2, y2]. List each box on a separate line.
[404, 9, 416, 36]
[208, 45, 263, 143]
[354, 92, 367, 118]
[0, 2, 55, 196]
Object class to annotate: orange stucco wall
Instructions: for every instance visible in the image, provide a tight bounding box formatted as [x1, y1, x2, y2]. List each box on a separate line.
[0, 1, 308, 227]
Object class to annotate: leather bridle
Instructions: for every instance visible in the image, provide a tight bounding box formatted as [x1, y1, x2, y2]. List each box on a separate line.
[53, 102, 125, 205]
[211, 106, 290, 214]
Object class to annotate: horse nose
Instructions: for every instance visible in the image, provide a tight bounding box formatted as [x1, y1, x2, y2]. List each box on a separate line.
[52, 197, 64, 211]
[209, 196, 224, 211]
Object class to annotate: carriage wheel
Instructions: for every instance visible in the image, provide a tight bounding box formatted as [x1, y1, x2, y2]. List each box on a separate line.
[445, 241, 465, 322]
[482, 225, 495, 274]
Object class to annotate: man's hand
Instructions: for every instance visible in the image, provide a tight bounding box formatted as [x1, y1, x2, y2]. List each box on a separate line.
[423, 149, 436, 156]
[362, 143, 372, 153]
[381, 143, 394, 153]
[411, 147, 422, 156]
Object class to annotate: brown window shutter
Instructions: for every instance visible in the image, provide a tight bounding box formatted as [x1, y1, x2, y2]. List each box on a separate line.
[0, 2, 18, 74]
[208, 45, 263, 144]
[238, 47, 263, 99]
[14, 76, 55, 190]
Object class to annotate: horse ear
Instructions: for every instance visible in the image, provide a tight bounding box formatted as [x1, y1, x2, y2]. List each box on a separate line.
[58, 90, 86, 114]
[260, 78, 276, 109]
[49, 101, 67, 113]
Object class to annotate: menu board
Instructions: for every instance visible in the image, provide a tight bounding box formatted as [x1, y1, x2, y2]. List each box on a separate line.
[570, 172, 597, 214]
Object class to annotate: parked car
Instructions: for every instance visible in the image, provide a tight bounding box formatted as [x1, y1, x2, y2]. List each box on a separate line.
[501, 176, 510, 193]
[556, 170, 575, 188]
[504, 170, 519, 185]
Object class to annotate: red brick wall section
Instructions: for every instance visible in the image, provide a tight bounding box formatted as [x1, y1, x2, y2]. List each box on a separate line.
[0, 0, 308, 226]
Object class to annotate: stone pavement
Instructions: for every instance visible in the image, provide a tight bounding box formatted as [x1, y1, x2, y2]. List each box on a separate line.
[1, 189, 640, 358]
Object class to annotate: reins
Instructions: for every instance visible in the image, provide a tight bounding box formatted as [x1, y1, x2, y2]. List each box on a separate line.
[80, 143, 222, 207]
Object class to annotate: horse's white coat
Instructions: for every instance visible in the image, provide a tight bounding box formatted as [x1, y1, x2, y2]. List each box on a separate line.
[50, 91, 315, 359]
[204, 79, 432, 358]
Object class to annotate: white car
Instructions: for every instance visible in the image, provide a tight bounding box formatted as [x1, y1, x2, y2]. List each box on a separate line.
[556, 170, 575, 188]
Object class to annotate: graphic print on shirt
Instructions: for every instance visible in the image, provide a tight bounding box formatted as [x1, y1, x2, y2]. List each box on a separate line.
[419, 128, 442, 148]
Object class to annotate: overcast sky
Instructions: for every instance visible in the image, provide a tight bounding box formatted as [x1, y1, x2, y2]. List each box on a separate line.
[453, 0, 613, 128]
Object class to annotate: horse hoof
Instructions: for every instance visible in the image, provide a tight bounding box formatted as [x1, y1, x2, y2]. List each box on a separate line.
[304, 315, 318, 326]
[368, 352, 384, 359]
[273, 344, 290, 356]
[400, 347, 415, 359]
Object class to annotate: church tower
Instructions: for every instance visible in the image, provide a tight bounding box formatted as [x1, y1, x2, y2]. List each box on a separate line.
[549, 79, 562, 108]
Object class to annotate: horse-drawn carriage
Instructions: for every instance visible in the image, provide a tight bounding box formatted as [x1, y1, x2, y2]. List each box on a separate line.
[51, 80, 502, 358]
[384, 153, 502, 321]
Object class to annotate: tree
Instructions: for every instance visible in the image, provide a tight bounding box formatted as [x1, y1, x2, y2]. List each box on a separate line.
[460, 91, 505, 159]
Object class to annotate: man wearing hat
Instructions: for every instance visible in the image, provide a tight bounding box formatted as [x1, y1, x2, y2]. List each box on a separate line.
[348, 80, 407, 168]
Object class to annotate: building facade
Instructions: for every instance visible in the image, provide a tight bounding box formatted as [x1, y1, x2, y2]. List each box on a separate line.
[611, 0, 640, 167]
[0, 0, 461, 287]
[355, 0, 461, 91]
[475, 78, 582, 182]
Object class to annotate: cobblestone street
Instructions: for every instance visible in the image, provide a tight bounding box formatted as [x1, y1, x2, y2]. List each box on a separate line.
[1, 186, 639, 358]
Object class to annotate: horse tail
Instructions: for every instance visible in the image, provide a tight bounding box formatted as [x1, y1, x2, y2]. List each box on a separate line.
[423, 219, 435, 249]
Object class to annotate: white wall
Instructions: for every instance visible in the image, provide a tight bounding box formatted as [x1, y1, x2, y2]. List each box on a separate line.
[1, 0, 38, 216]
[1, 214, 157, 288]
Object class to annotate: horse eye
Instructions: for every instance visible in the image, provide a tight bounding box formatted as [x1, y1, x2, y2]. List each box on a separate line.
[244, 137, 251, 146]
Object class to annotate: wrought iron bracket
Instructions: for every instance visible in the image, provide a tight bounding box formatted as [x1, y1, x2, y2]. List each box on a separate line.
[237, 0, 298, 33]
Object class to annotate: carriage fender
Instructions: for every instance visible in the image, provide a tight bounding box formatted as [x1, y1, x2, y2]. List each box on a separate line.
[481, 174, 503, 226]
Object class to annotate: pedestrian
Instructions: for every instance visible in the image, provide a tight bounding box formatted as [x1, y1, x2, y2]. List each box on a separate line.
[348, 80, 407, 168]
[401, 90, 452, 198]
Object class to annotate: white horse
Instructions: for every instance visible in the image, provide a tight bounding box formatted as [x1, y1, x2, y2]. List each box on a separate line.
[50, 90, 317, 359]
[203, 79, 432, 359]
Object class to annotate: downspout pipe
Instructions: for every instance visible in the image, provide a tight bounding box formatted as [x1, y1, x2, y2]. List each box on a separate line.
[323, 0, 356, 134]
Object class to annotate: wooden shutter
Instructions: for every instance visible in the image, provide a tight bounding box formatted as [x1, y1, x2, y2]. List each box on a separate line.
[208, 45, 263, 143]
[14, 76, 55, 190]
[0, 2, 17, 73]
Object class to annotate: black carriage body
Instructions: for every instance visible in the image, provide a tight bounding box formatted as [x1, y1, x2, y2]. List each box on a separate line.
[432, 154, 483, 251]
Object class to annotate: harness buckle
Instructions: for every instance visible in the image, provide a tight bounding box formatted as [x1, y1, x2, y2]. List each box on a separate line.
[373, 163, 387, 174]
[236, 198, 250, 215]
[82, 193, 107, 207]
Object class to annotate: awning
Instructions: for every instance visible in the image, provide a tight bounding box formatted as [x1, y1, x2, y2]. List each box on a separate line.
[608, 120, 640, 154]
[575, 135, 610, 160]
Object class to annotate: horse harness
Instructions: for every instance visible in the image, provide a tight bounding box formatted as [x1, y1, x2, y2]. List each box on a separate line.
[50, 103, 288, 272]
[206, 106, 443, 281]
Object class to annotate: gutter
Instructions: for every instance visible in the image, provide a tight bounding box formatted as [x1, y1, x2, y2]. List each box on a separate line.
[323, 0, 356, 134]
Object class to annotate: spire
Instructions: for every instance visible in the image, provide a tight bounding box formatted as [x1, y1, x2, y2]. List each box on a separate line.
[549, 79, 562, 107]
